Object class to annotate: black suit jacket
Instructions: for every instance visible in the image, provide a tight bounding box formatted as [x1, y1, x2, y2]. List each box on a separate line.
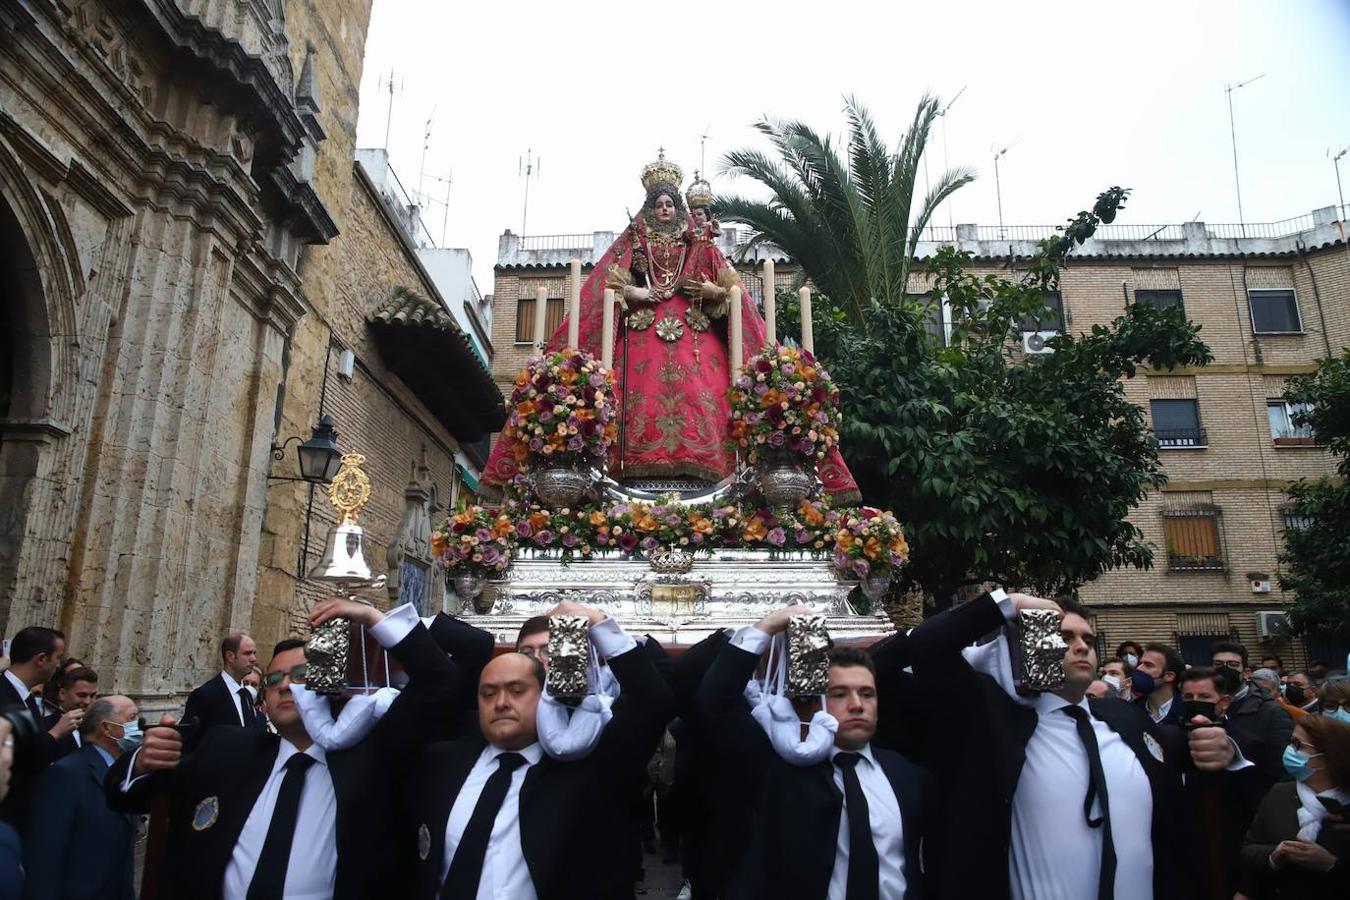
[427, 613, 496, 735]
[0, 676, 60, 829]
[23, 743, 137, 900]
[106, 618, 464, 900]
[697, 638, 930, 900]
[0, 821, 20, 900]
[1239, 780, 1350, 899]
[181, 674, 253, 751]
[408, 636, 674, 900]
[910, 639, 1214, 900]
[39, 712, 80, 761]
[1224, 688, 1295, 785]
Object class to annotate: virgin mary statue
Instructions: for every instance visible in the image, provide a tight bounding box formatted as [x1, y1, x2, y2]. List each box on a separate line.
[482, 151, 860, 503]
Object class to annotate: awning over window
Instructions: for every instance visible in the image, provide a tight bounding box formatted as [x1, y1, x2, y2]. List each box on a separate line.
[367, 287, 506, 443]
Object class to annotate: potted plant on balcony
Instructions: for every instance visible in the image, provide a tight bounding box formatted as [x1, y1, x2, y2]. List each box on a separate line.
[728, 345, 842, 508]
[503, 348, 617, 509]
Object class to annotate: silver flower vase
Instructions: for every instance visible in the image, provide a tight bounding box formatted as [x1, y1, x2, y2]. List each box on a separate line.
[756, 447, 816, 509]
[531, 458, 592, 509]
[861, 570, 893, 602]
[453, 570, 490, 613]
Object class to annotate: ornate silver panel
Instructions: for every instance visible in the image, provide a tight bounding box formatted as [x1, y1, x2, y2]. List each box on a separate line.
[458, 548, 894, 644]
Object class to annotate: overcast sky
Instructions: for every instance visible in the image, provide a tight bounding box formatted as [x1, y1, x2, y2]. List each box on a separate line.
[353, 0, 1350, 288]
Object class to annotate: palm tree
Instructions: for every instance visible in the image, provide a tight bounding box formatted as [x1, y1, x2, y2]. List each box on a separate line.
[717, 94, 974, 326]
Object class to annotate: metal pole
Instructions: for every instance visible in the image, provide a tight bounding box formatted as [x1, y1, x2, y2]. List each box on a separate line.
[1334, 149, 1346, 219]
[1226, 86, 1244, 234]
[994, 151, 1005, 238]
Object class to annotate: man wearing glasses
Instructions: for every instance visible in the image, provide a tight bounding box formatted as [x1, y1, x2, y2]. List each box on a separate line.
[106, 598, 468, 899]
[1212, 640, 1294, 784]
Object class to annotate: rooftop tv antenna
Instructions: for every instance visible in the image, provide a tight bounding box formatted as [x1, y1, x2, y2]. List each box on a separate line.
[417, 106, 437, 204]
[937, 86, 966, 229]
[379, 68, 403, 150]
[422, 171, 454, 248]
[1224, 73, 1264, 235]
[520, 149, 541, 235]
[991, 137, 1018, 238]
[699, 125, 712, 174]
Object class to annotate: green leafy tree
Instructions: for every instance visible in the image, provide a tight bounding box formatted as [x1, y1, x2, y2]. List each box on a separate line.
[718, 95, 973, 325]
[719, 100, 1212, 605]
[1279, 350, 1350, 639]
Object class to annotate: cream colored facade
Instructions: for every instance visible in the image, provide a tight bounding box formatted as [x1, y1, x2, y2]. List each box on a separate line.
[489, 212, 1350, 667]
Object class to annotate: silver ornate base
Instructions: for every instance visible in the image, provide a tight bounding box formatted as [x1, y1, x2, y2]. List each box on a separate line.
[455, 548, 895, 645]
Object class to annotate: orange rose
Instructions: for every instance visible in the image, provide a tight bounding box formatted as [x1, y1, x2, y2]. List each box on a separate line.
[636, 514, 660, 533]
[589, 511, 607, 527]
[691, 517, 713, 534]
[744, 518, 768, 541]
[528, 511, 550, 530]
[798, 501, 825, 526]
[430, 532, 446, 558]
[493, 516, 515, 538]
[864, 537, 882, 560]
[836, 529, 854, 550]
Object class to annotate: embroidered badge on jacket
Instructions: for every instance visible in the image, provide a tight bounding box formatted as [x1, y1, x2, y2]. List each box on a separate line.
[418, 823, 431, 861]
[192, 796, 220, 831]
[1142, 732, 1165, 763]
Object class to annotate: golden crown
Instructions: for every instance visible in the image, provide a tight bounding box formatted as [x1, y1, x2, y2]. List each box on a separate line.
[685, 170, 714, 209]
[640, 148, 684, 195]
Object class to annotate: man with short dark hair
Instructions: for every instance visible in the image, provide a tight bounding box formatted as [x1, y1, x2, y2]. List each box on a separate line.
[1259, 654, 1283, 675]
[1281, 670, 1319, 715]
[108, 599, 467, 898]
[41, 666, 99, 760]
[1210, 641, 1293, 782]
[23, 694, 140, 899]
[1135, 642, 1187, 726]
[182, 633, 260, 747]
[515, 616, 551, 668]
[0, 626, 67, 827]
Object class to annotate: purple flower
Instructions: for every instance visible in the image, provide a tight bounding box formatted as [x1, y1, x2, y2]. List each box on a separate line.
[480, 545, 500, 565]
[640, 536, 659, 552]
[618, 532, 639, 552]
[539, 411, 554, 424]
[852, 558, 871, 577]
[516, 521, 533, 538]
[834, 550, 849, 569]
[535, 529, 554, 545]
[589, 372, 607, 387]
[753, 382, 769, 397]
[690, 532, 704, 544]
[796, 529, 811, 543]
[475, 528, 493, 543]
[567, 436, 584, 451]
[767, 431, 786, 447]
[781, 363, 796, 376]
[767, 527, 786, 547]
[735, 375, 752, 390]
[561, 532, 579, 547]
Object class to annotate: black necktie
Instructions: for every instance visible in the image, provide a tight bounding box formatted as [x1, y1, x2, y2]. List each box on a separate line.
[441, 752, 529, 900]
[238, 688, 257, 727]
[25, 695, 42, 722]
[246, 753, 316, 900]
[834, 752, 880, 900]
[1061, 706, 1116, 900]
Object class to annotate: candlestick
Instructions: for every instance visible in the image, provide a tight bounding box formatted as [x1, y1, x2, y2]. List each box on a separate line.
[601, 289, 616, 370]
[567, 258, 581, 349]
[762, 259, 776, 346]
[729, 285, 743, 386]
[799, 286, 813, 354]
[533, 285, 548, 350]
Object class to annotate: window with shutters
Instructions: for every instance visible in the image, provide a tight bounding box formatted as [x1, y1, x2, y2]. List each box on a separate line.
[1163, 504, 1226, 572]
[1019, 290, 1065, 333]
[514, 295, 566, 344]
[1150, 399, 1207, 448]
[1135, 289, 1185, 317]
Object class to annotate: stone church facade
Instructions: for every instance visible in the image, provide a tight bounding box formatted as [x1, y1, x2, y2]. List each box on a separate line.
[0, 0, 503, 710]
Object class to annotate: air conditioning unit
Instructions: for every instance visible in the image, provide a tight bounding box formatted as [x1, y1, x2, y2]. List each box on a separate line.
[1255, 610, 1290, 639]
[1021, 330, 1058, 354]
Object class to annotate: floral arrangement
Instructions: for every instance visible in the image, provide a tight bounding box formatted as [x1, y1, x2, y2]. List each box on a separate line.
[728, 345, 842, 463]
[431, 504, 516, 574]
[833, 507, 910, 578]
[503, 349, 618, 466]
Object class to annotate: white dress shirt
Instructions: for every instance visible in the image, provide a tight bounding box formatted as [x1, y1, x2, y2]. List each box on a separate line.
[223, 739, 337, 900]
[731, 625, 906, 899]
[439, 615, 638, 899]
[4, 669, 31, 704]
[441, 742, 545, 900]
[219, 670, 248, 726]
[827, 745, 907, 900]
[1148, 694, 1174, 724]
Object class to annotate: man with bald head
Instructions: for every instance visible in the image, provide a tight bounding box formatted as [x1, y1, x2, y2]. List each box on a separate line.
[24, 694, 140, 898]
[409, 600, 674, 899]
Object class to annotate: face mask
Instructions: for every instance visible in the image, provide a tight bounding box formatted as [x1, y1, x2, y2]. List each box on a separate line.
[1284, 685, 1307, 706]
[1324, 708, 1350, 725]
[1123, 653, 1139, 668]
[1102, 674, 1122, 692]
[1182, 700, 1218, 724]
[110, 720, 143, 753]
[1130, 669, 1156, 696]
[1282, 744, 1323, 782]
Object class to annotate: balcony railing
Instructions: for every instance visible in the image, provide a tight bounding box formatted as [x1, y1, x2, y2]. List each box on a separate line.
[1166, 554, 1227, 572]
[1152, 427, 1208, 448]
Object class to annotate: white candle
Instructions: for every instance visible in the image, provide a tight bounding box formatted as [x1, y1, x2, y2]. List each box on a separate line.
[567, 258, 582, 349]
[533, 285, 548, 349]
[799, 286, 813, 354]
[601, 289, 616, 370]
[729, 285, 743, 385]
[762, 259, 776, 346]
